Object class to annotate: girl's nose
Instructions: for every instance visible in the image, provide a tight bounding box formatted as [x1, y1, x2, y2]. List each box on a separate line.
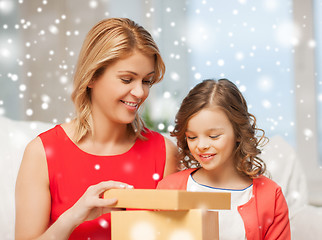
[197, 139, 210, 151]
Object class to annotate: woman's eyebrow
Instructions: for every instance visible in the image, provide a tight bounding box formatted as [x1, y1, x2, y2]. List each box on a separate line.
[117, 70, 155, 76]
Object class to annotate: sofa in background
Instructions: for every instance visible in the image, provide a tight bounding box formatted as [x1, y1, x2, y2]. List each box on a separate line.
[0, 116, 321, 239]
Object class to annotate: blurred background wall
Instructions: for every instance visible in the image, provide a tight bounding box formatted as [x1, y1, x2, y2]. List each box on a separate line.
[0, 0, 321, 204]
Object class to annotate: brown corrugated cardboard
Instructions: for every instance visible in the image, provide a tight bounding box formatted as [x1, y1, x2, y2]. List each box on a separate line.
[111, 209, 219, 240]
[104, 189, 231, 210]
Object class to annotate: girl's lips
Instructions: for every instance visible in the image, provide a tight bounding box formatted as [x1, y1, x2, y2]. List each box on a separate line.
[198, 153, 216, 162]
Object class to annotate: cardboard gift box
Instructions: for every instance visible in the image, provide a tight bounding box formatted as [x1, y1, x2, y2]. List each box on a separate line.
[104, 189, 231, 240]
[104, 189, 231, 210]
[111, 209, 219, 240]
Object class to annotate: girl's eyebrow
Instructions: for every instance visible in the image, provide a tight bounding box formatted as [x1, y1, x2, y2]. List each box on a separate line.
[186, 128, 224, 133]
[209, 127, 224, 131]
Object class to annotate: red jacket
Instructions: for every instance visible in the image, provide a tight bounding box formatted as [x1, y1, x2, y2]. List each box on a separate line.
[157, 168, 291, 240]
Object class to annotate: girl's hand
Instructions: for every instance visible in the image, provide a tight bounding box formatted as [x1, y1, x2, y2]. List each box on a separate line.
[64, 181, 133, 227]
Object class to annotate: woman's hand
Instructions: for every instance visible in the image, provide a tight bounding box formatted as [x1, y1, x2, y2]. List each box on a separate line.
[64, 181, 133, 227]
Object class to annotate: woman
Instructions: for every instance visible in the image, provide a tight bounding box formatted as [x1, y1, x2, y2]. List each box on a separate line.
[15, 18, 178, 240]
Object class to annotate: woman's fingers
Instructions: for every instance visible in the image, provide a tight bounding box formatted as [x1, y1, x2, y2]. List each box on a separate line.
[67, 180, 133, 224]
[86, 181, 133, 208]
[95, 198, 118, 207]
[92, 181, 134, 196]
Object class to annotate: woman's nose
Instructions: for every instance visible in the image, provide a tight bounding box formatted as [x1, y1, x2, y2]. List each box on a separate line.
[130, 81, 145, 98]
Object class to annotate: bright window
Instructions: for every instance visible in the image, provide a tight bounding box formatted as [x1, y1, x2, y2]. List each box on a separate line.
[314, 0, 322, 165]
[186, 1, 296, 146]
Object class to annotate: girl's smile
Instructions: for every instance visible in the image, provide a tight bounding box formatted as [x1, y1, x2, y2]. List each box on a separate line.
[185, 107, 237, 174]
[198, 153, 216, 163]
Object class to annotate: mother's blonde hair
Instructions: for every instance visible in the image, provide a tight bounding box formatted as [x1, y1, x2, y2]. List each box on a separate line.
[71, 18, 165, 142]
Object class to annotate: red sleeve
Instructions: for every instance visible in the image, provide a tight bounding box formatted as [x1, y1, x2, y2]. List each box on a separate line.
[264, 187, 291, 240]
[157, 168, 197, 190]
[157, 174, 178, 189]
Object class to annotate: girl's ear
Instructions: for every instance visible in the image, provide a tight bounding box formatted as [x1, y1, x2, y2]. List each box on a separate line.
[236, 133, 241, 142]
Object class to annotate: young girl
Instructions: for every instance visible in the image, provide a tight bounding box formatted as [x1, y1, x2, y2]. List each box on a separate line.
[15, 18, 178, 240]
[157, 79, 291, 239]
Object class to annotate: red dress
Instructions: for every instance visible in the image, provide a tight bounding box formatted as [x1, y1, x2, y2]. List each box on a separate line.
[39, 125, 166, 239]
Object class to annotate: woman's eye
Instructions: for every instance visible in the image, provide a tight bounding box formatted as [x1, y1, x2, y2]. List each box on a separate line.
[143, 80, 152, 85]
[121, 78, 132, 84]
[143, 77, 154, 86]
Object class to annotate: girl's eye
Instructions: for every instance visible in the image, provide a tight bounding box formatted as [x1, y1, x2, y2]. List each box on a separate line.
[186, 136, 197, 140]
[210, 135, 220, 139]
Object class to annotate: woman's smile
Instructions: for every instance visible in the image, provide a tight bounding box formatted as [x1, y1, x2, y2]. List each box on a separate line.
[89, 50, 154, 125]
[120, 100, 140, 110]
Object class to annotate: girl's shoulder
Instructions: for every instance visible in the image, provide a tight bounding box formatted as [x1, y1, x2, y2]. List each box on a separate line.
[253, 175, 282, 191]
[167, 168, 198, 178]
[157, 168, 199, 190]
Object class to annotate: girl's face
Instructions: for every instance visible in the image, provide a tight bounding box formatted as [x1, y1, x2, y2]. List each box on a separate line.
[185, 107, 237, 174]
[89, 50, 155, 126]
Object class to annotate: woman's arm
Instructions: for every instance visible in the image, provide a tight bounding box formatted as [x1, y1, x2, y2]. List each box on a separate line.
[15, 137, 132, 240]
[15, 137, 52, 239]
[163, 137, 179, 177]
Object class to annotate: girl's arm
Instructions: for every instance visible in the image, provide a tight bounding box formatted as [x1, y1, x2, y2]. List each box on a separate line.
[15, 137, 131, 240]
[163, 136, 179, 177]
[265, 188, 291, 240]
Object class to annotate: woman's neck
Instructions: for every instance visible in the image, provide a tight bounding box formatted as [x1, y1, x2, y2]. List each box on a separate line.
[63, 118, 136, 156]
[91, 120, 130, 144]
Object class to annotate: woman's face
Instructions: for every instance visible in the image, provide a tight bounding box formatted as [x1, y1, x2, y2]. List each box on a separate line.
[185, 107, 237, 174]
[89, 50, 155, 126]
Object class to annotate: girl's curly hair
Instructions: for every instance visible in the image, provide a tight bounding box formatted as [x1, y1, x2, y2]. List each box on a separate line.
[171, 79, 267, 178]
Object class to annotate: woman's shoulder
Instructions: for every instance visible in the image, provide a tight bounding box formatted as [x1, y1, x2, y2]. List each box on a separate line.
[141, 128, 163, 138]
[38, 124, 61, 137]
[138, 128, 167, 147]
[25, 136, 45, 153]
[22, 136, 47, 174]
[38, 123, 74, 142]
[24, 124, 58, 153]
[141, 129, 176, 149]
